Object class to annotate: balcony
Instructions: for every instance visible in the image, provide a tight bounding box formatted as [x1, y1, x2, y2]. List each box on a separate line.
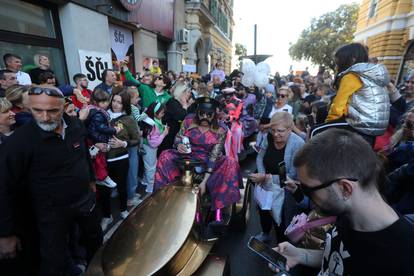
[185, 0, 216, 25]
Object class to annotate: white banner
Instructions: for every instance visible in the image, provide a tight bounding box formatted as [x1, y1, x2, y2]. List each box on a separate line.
[109, 24, 133, 61]
[183, 64, 196, 73]
[78, 50, 112, 89]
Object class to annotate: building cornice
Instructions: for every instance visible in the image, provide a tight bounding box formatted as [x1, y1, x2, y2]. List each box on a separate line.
[354, 12, 414, 41]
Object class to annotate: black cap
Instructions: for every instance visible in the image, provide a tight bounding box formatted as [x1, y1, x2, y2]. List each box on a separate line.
[196, 97, 219, 112]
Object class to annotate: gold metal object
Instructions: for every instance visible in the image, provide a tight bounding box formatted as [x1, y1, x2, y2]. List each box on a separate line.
[87, 185, 197, 276]
[165, 232, 214, 275]
[182, 162, 193, 187]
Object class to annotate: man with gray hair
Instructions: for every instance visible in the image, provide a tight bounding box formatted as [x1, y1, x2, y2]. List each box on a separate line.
[0, 86, 102, 275]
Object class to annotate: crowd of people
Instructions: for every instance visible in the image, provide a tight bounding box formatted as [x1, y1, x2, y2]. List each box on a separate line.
[1, 41, 414, 276]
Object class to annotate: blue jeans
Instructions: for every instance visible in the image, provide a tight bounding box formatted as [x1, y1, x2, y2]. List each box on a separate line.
[127, 146, 139, 200]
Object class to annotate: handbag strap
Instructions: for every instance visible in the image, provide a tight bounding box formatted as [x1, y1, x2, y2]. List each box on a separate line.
[302, 216, 337, 231]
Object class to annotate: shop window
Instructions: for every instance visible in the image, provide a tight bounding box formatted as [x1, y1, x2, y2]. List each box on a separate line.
[0, 0, 56, 38]
[0, 42, 66, 84]
[0, 0, 67, 83]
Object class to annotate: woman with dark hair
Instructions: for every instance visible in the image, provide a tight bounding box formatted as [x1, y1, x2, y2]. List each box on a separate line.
[288, 84, 303, 117]
[121, 63, 171, 108]
[311, 43, 390, 145]
[98, 90, 140, 231]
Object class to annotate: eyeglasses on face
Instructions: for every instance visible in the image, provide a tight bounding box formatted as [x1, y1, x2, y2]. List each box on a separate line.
[198, 110, 214, 118]
[299, 177, 358, 197]
[276, 93, 287, 98]
[270, 127, 289, 134]
[28, 87, 64, 98]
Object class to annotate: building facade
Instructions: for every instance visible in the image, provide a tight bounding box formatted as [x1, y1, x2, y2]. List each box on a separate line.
[185, 0, 234, 76]
[0, 0, 186, 88]
[355, 0, 414, 81]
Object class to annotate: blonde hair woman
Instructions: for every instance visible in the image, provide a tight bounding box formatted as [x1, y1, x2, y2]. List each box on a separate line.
[0, 98, 16, 144]
[5, 84, 32, 127]
[158, 83, 193, 153]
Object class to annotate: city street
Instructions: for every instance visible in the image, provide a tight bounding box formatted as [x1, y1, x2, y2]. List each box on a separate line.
[103, 154, 276, 276]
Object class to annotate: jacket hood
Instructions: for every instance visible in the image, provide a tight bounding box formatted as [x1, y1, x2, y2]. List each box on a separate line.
[345, 63, 390, 87]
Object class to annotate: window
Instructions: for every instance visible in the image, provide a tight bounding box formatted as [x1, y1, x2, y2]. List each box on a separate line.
[368, 0, 378, 18]
[210, 0, 218, 20]
[0, 41, 66, 83]
[218, 9, 229, 36]
[0, 0, 68, 83]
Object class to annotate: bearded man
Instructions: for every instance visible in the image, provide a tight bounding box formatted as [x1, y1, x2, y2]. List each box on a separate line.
[0, 86, 102, 275]
[154, 97, 241, 225]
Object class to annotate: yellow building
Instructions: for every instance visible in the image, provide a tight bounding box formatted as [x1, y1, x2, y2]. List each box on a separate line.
[355, 0, 414, 81]
[185, 0, 234, 75]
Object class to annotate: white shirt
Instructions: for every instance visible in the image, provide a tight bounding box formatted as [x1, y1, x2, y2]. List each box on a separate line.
[268, 104, 293, 118]
[16, 71, 32, 85]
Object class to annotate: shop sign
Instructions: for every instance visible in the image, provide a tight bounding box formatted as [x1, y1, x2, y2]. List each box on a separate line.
[109, 24, 133, 61]
[119, 0, 141, 11]
[78, 50, 112, 89]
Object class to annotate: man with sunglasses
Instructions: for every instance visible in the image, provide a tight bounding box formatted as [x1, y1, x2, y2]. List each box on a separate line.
[268, 86, 292, 119]
[154, 97, 241, 238]
[0, 87, 102, 275]
[271, 129, 414, 275]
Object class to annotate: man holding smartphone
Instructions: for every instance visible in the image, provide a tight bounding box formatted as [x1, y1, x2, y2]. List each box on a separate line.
[272, 129, 414, 275]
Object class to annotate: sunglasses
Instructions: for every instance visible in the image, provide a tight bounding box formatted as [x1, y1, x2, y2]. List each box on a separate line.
[276, 93, 287, 98]
[299, 177, 358, 197]
[198, 110, 214, 117]
[28, 87, 63, 98]
[404, 121, 414, 130]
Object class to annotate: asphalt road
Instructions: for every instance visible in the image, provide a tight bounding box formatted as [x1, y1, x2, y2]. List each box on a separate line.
[212, 154, 276, 276]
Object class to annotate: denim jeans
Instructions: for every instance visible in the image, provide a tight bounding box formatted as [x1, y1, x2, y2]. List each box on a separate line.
[142, 143, 157, 193]
[127, 146, 139, 200]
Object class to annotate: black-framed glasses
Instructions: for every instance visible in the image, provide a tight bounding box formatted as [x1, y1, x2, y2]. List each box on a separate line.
[28, 87, 64, 98]
[299, 177, 358, 197]
[276, 93, 287, 98]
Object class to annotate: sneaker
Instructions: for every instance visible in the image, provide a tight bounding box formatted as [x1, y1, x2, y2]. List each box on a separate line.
[96, 177, 117, 188]
[101, 216, 113, 232]
[103, 176, 117, 188]
[120, 210, 129, 219]
[127, 196, 142, 207]
[254, 232, 271, 243]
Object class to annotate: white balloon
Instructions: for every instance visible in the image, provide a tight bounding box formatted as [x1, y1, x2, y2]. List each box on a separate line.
[254, 71, 269, 88]
[256, 62, 271, 75]
[242, 74, 254, 87]
[241, 59, 256, 76]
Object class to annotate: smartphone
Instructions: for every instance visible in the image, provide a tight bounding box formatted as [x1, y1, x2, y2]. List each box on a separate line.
[278, 161, 286, 187]
[247, 237, 287, 272]
[89, 145, 99, 157]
